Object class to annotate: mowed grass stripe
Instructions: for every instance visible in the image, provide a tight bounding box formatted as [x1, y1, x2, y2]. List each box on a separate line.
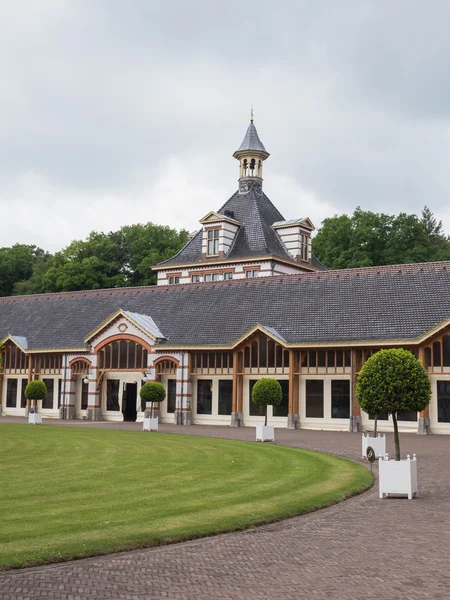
[0, 424, 371, 569]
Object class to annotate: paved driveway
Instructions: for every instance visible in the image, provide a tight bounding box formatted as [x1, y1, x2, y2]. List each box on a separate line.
[0, 419, 449, 599]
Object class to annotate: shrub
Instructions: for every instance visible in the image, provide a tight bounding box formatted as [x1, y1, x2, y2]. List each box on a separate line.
[357, 349, 431, 460]
[24, 380, 47, 412]
[251, 378, 283, 426]
[140, 381, 166, 415]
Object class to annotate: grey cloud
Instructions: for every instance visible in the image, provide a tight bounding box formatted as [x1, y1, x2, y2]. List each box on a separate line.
[1, 0, 450, 251]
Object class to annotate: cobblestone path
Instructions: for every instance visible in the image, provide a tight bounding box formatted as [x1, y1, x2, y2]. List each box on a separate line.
[0, 419, 449, 599]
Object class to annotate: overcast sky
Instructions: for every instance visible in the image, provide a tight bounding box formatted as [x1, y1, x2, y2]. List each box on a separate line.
[2, 0, 450, 252]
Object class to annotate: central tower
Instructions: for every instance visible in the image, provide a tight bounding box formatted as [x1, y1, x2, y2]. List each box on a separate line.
[153, 115, 326, 284]
[233, 114, 270, 193]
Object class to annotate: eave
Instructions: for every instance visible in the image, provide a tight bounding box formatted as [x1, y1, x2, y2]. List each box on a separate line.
[152, 254, 317, 272]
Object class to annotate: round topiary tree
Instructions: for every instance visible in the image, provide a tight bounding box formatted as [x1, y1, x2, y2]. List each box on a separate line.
[24, 380, 47, 412]
[251, 378, 283, 426]
[357, 349, 431, 461]
[140, 381, 166, 417]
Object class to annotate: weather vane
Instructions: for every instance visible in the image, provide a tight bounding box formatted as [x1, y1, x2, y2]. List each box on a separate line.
[250, 105, 254, 122]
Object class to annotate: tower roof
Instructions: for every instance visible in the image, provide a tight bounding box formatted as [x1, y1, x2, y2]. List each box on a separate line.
[233, 121, 269, 158]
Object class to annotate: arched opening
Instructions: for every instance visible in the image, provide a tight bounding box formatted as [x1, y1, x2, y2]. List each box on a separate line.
[96, 337, 151, 422]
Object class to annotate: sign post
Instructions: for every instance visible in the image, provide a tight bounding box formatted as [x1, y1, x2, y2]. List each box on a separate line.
[366, 445, 376, 475]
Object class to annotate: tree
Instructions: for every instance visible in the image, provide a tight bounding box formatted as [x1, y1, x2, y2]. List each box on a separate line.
[140, 381, 166, 417]
[356, 349, 431, 461]
[41, 223, 189, 293]
[251, 378, 282, 426]
[24, 380, 47, 412]
[109, 223, 189, 286]
[0, 244, 48, 296]
[13, 253, 53, 295]
[312, 206, 450, 269]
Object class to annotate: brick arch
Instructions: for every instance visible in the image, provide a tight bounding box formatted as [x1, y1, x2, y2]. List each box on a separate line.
[69, 357, 91, 368]
[95, 335, 151, 372]
[94, 334, 152, 354]
[152, 355, 180, 368]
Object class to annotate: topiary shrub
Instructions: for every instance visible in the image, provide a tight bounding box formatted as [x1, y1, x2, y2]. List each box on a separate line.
[140, 381, 166, 417]
[251, 378, 283, 426]
[24, 380, 47, 412]
[357, 349, 431, 460]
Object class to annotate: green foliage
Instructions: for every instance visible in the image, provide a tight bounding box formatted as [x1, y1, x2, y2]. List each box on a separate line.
[252, 378, 283, 407]
[0, 222, 188, 297]
[252, 378, 283, 426]
[312, 206, 450, 269]
[0, 245, 48, 296]
[357, 349, 431, 459]
[140, 381, 166, 404]
[41, 223, 188, 293]
[24, 380, 47, 401]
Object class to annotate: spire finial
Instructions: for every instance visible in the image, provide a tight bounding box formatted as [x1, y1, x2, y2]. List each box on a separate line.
[250, 105, 254, 122]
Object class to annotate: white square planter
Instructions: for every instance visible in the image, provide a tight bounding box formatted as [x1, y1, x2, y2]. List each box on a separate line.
[256, 425, 274, 442]
[143, 417, 159, 432]
[379, 454, 418, 500]
[28, 413, 42, 425]
[362, 433, 386, 459]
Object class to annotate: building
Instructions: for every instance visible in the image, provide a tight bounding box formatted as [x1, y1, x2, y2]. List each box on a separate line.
[1, 119, 450, 434]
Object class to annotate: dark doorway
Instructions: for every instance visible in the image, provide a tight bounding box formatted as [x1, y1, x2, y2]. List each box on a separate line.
[122, 383, 137, 422]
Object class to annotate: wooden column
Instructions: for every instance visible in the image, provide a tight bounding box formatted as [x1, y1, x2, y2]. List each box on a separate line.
[350, 348, 361, 432]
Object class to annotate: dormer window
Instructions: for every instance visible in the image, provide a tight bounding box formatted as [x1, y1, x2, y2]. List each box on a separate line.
[207, 229, 219, 256]
[169, 276, 180, 285]
[301, 234, 308, 261]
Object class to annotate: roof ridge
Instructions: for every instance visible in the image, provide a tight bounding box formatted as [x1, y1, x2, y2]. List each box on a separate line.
[0, 260, 448, 304]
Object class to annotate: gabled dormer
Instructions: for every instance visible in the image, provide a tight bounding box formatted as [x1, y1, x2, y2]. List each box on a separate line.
[272, 218, 315, 262]
[199, 210, 241, 259]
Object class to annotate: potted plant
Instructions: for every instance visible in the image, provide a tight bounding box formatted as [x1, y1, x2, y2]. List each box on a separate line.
[357, 349, 431, 499]
[251, 378, 282, 442]
[140, 381, 166, 432]
[25, 380, 47, 424]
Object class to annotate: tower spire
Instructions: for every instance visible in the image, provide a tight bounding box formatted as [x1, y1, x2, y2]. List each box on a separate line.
[233, 116, 269, 188]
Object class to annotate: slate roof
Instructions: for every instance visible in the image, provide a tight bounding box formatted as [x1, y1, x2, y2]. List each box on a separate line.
[158, 181, 310, 266]
[1, 262, 449, 350]
[234, 121, 269, 155]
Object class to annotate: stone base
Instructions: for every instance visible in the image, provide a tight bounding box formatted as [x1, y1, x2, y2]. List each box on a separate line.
[417, 417, 431, 435]
[231, 412, 244, 427]
[87, 407, 103, 421]
[174, 410, 192, 425]
[350, 415, 362, 432]
[287, 413, 300, 429]
[59, 406, 76, 420]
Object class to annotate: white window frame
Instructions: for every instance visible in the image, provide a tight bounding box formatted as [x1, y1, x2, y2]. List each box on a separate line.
[207, 229, 220, 256]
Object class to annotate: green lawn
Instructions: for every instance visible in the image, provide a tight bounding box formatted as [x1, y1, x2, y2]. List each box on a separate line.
[0, 424, 371, 569]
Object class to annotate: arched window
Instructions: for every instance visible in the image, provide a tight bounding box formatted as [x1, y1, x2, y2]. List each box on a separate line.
[97, 340, 149, 371]
[71, 360, 90, 375]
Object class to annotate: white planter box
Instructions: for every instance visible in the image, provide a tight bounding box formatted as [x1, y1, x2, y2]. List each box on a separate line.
[379, 454, 418, 500]
[362, 433, 386, 459]
[143, 417, 159, 432]
[256, 425, 274, 442]
[28, 413, 43, 425]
